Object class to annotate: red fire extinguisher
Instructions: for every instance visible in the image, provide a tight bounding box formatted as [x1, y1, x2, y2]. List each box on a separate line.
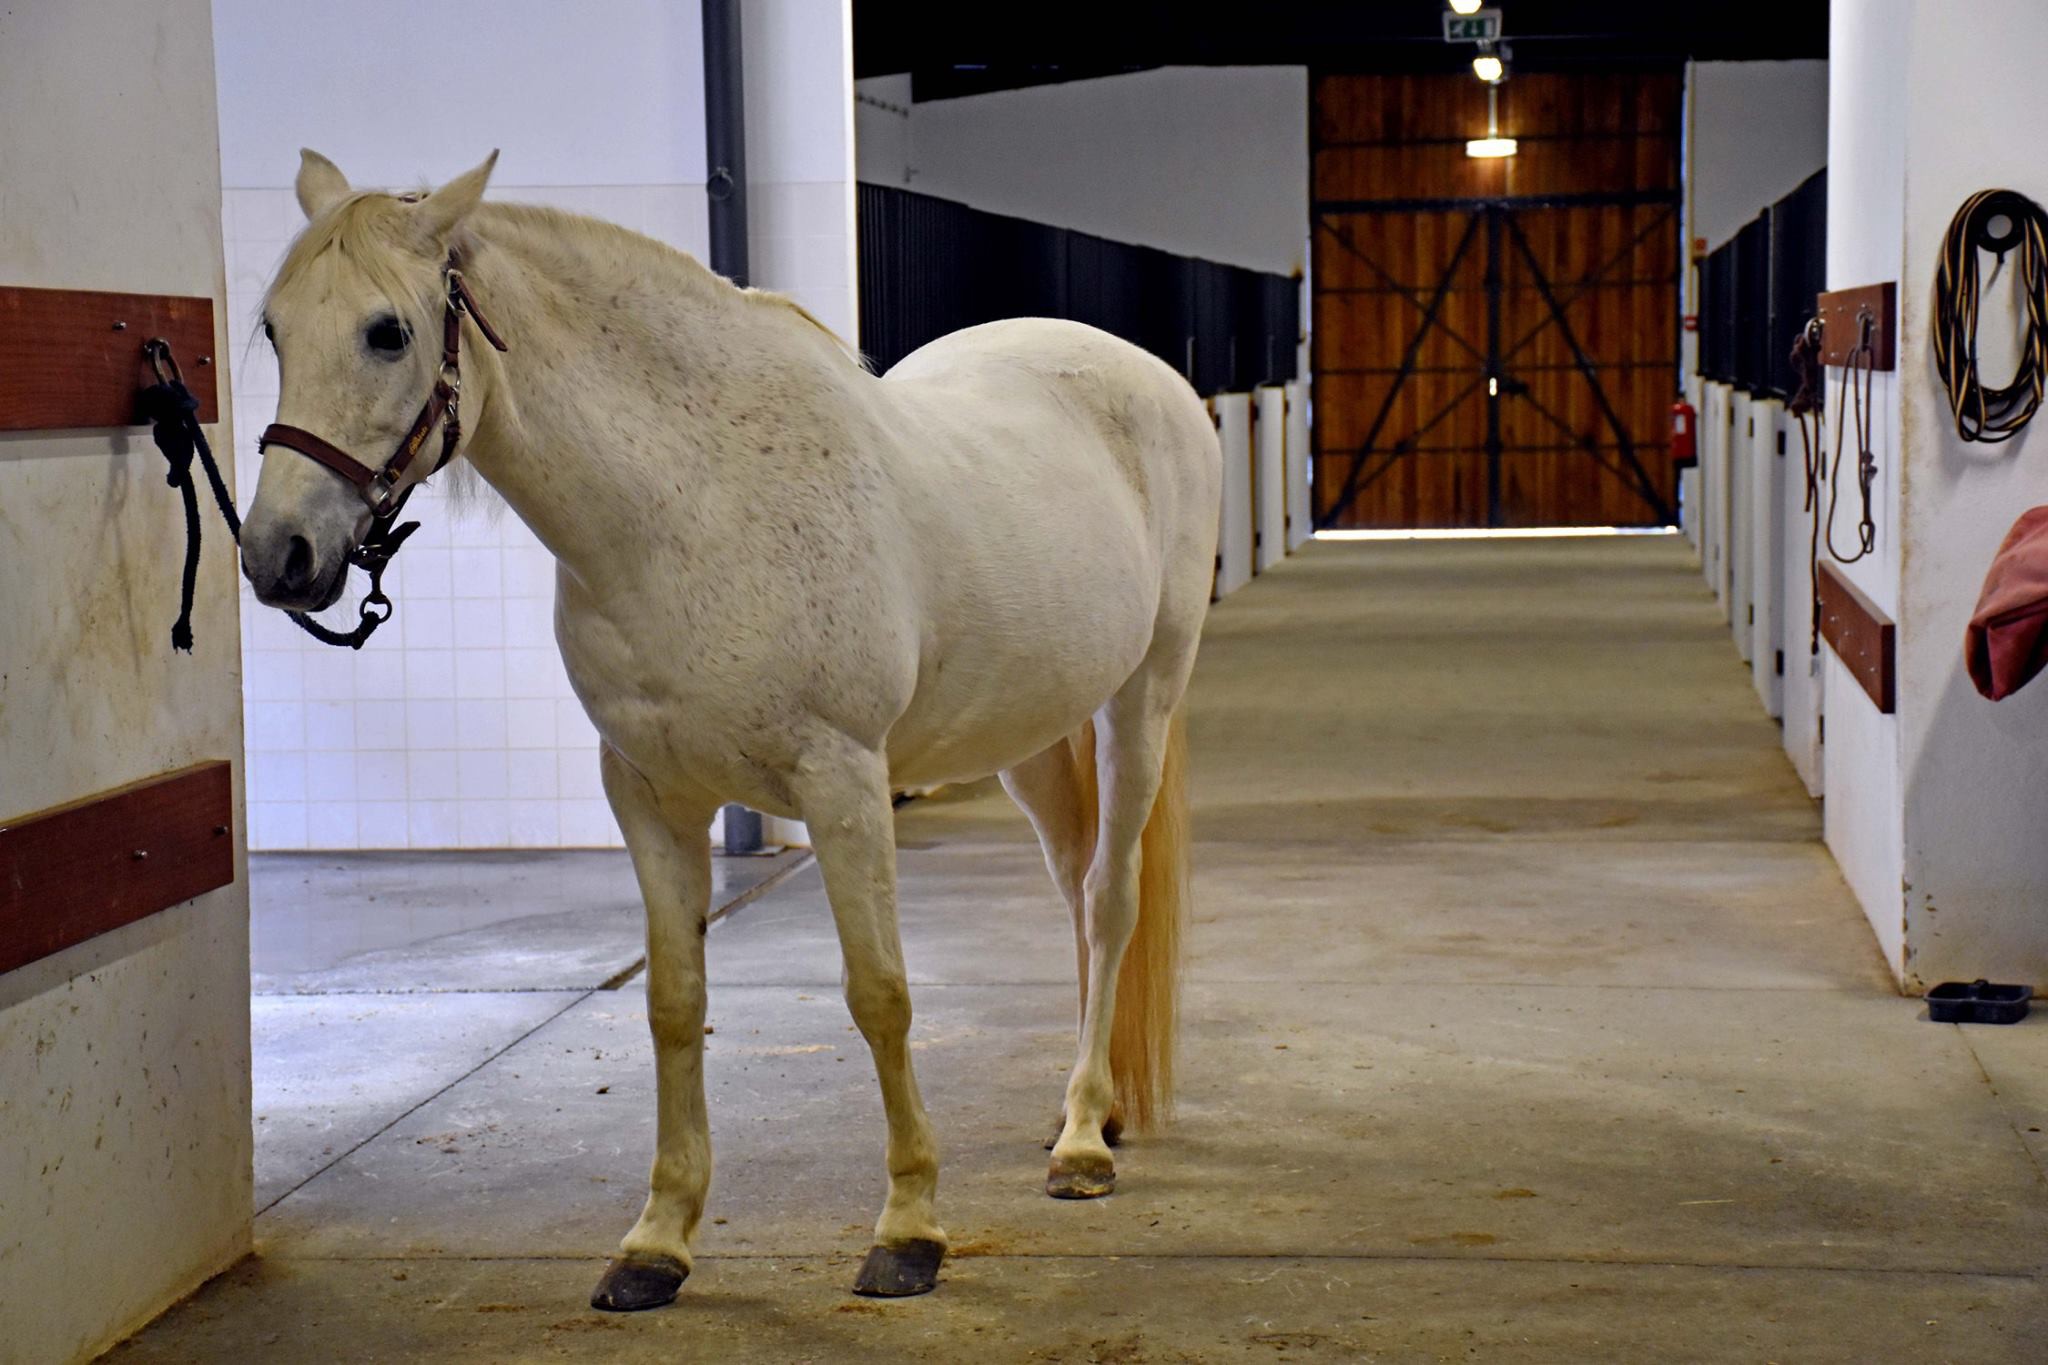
[1672, 400, 1698, 467]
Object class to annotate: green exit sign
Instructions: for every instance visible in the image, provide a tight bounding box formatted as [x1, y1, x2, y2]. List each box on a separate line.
[1443, 10, 1502, 42]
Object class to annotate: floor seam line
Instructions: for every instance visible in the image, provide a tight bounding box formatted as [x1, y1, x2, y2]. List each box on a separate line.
[598, 851, 820, 993]
[252, 987, 596, 1220]
[1956, 1027, 2048, 1189]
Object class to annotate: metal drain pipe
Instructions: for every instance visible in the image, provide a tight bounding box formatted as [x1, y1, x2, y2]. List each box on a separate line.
[703, 0, 762, 854]
[702, 0, 749, 287]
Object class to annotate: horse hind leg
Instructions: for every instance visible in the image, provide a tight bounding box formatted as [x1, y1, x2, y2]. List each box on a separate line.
[1047, 651, 1193, 1199]
[1000, 734, 1127, 1152]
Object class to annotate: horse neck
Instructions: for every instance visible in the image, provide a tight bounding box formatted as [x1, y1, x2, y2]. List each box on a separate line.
[457, 210, 872, 589]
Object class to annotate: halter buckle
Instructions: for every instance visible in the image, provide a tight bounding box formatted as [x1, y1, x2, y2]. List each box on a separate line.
[367, 472, 402, 518]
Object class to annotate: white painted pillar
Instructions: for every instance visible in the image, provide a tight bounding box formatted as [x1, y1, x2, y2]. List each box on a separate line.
[743, 0, 859, 344]
[1749, 399, 1787, 718]
[1781, 401, 1824, 797]
[737, 0, 857, 847]
[0, 3, 251, 1355]
[1285, 380, 1314, 550]
[1729, 392, 1755, 661]
[1254, 387, 1288, 572]
[1213, 394, 1255, 597]
[1703, 381, 1731, 610]
[1680, 373, 1705, 552]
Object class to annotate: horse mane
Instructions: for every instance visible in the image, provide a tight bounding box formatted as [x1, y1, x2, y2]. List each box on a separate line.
[261, 192, 868, 511]
[268, 193, 866, 371]
[264, 191, 444, 343]
[743, 288, 868, 369]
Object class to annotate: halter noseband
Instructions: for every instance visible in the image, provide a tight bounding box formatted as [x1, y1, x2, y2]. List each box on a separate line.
[259, 255, 508, 518]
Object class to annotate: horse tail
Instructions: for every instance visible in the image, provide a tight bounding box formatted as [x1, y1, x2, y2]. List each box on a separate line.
[1104, 702, 1190, 1133]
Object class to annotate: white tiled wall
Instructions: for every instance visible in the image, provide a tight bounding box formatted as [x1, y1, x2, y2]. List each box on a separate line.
[228, 184, 710, 850]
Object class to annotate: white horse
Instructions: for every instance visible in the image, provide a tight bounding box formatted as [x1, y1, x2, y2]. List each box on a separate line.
[240, 151, 1220, 1310]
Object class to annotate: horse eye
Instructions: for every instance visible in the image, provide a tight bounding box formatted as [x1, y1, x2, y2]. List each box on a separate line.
[364, 317, 410, 355]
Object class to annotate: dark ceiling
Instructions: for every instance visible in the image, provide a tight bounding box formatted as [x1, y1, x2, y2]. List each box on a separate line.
[855, 2, 1829, 100]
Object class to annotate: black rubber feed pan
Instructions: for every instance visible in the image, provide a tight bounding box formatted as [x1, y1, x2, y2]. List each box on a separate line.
[1925, 980, 2033, 1025]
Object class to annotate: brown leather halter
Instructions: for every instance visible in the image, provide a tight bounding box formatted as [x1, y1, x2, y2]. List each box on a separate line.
[254, 254, 508, 648]
[259, 255, 508, 518]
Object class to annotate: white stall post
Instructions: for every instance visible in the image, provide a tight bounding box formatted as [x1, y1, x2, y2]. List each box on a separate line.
[1284, 380, 1313, 550]
[1728, 392, 1757, 662]
[1680, 373, 1705, 553]
[1214, 393, 1254, 597]
[1780, 401, 1824, 796]
[1254, 386, 1288, 572]
[1749, 399, 1788, 717]
[1702, 381, 1729, 608]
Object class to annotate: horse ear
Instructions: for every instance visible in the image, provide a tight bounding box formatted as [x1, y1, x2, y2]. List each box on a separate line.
[296, 149, 352, 219]
[414, 151, 499, 245]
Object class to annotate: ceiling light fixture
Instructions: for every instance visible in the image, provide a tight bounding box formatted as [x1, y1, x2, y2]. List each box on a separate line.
[1472, 52, 1504, 83]
[1448, 0, 1484, 13]
[1465, 83, 1518, 159]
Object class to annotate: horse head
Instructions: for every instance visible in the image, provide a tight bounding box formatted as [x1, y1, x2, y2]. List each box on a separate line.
[241, 148, 497, 609]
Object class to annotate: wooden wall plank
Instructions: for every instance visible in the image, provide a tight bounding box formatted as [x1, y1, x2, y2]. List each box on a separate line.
[0, 762, 236, 975]
[0, 286, 219, 431]
[1818, 562, 1896, 713]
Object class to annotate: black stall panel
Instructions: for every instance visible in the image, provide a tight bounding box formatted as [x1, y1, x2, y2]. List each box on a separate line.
[858, 183, 1296, 395]
[1733, 213, 1771, 394]
[1698, 242, 1733, 383]
[1767, 168, 1827, 400]
[1261, 273, 1301, 388]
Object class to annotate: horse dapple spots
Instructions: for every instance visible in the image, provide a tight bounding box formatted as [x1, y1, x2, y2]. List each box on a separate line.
[242, 150, 1221, 1309]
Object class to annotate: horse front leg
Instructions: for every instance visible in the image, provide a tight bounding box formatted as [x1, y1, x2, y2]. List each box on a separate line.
[590, 747, 716, 1312]
[794, 741, 948, 1297]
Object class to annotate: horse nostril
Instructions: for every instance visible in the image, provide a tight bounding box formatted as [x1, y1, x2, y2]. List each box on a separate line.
[281, 535, 315, 592]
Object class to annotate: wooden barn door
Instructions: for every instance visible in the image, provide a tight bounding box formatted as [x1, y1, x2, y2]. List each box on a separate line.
[1311, 70, 1682, 528]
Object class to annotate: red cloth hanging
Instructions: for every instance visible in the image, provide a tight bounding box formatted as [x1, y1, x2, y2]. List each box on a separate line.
[1967, 505, 2048, 699]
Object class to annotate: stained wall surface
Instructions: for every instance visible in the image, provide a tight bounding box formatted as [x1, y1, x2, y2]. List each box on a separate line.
[0, 2, 253, 1360]
[1891, 0, 2048, 986]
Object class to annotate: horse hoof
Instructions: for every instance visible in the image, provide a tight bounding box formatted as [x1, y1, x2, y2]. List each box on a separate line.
[852, 1238, 946, 1297]
[1046, 1155, 1117, 1199]
[589, 1254, 688, 1311]
[1042, 1113, 1123, 1151]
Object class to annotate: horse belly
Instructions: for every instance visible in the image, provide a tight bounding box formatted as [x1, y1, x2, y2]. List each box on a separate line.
[885, 559, 1155, 787]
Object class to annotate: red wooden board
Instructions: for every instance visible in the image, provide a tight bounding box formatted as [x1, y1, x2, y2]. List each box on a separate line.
[1818, 562, 1896, 713]
[0, 762, 236, 975]
[0, 285, 219, 431]
[1818, 281, 1898, 371]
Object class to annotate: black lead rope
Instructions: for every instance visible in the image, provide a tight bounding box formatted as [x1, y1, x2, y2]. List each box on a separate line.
[140, 338, 414, 652]
[1788, 318, 1826, 655]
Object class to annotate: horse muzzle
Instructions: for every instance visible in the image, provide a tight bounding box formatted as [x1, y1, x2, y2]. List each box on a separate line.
[242, 527, 351, 612]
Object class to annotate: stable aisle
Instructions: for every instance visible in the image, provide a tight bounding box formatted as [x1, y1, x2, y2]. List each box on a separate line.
[118, 536, 2048, 1362]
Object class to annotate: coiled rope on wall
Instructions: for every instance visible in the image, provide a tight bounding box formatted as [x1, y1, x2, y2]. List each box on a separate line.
[1932, 188, 2048, 443]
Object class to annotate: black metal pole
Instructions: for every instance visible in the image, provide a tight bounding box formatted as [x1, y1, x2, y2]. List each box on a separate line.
[703, 0, 761, 853]
[702, 0, 749, 286]
[1484, 205, 1504, 528]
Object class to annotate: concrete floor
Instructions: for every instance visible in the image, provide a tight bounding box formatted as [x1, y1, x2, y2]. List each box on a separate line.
[116, 536, 2048, 1362]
